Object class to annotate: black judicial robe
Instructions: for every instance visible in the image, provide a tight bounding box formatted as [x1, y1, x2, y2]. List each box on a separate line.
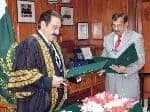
[8, 32, 71, 112]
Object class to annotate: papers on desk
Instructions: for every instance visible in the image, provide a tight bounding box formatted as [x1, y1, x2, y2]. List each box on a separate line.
[81, 47, 93, 60]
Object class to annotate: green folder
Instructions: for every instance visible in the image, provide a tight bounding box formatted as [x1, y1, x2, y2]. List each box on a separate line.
[94, 43, 138, 73]
[66, 60, 108, 78]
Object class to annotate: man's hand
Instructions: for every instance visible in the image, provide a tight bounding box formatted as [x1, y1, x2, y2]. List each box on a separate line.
[109, 65, 127, 74]
[52, 76, 67, 88]
[97, 70, 105, 76]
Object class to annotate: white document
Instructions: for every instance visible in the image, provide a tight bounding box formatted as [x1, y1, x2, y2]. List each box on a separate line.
[81, 47, 93, 60]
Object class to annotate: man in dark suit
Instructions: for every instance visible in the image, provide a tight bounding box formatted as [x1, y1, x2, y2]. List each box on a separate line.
[8, 10, 70, 112]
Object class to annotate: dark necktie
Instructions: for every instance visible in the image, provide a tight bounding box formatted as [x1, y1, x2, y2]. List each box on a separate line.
[49, 43, 62, 72]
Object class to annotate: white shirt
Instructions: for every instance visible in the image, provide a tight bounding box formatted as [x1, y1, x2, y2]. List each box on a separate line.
[113, 31, 126, 49]
[38, 30, 62, 69]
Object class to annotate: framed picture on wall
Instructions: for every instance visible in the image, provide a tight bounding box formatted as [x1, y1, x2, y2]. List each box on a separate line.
[92, 22, 103, 39]
[48, 0, 58, 4]
[77, 22, 88, 40]
[61, 7, 73, 25]
[17, 0, 35, 23]
[61, 0, 71, 3]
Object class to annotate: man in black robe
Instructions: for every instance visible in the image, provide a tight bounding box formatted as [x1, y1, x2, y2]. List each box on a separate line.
[8, 10, 71, 112]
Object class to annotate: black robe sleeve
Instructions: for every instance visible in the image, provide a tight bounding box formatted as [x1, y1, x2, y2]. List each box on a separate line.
[10, 36, 52, 93]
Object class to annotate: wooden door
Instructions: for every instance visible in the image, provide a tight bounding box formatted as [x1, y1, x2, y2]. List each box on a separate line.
[142, 1, 150, 98]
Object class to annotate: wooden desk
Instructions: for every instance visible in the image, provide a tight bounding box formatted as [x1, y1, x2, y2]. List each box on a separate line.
[139, 73, 150, 108]
[67, 72, 105, 104]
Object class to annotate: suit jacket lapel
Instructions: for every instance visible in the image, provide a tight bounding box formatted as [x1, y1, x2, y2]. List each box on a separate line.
[120, 30, 131, 49]
[117, 30, 133, 56]
[106, 33, 119, 58]
[109, 33, 115, 51]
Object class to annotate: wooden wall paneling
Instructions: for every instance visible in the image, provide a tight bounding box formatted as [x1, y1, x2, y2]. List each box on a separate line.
[85, 0, 92, 49]
[7, 0, 128, 56]
[136, 0, 143, 33]
[60, 0, 76, 57]
[34, 0, 61, 19]
[88, 0, 105, 55]
[86, 0, 128, 56]
[59, 0, 75, 42]
[100, 0, 111, 36]
[128, 0, 137, 31]
[144, 48, 150, 72]
[62, 0, 128, 57]
[18, 0, 61, 42]
[101, 0, 128, 36]
[60, 40, 75, 59]
[142, 0, 150, 2]
[142, 2, 150, 72]
[73, 0, 89, 22]
[35, 0, 50, 25]
[73, 0, 89, 47]
[144, 77, 150, 98]
[89, 0, 103, 21]
[142, 1, 150, 98]
[7, 0, 20, 42]
[128, 0, 150, 98]
[7, 0, 62, 42]
[88, 0, 103, 48]
[18, 23, 36, 42]
[127, 0, 150, 98]
[60, 26, 75, 42]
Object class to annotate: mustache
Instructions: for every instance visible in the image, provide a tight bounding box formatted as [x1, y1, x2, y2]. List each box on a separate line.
[52, 33, 59, 37]
[112, 29, 118, 32]
[113, 30, 120, 33]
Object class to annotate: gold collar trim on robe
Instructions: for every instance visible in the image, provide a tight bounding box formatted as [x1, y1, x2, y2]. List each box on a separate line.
[52, 41, 68, 111]
[32, 34, 67, 111]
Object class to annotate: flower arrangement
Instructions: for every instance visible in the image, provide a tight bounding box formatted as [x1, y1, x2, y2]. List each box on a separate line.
[81, 91, 138, 112]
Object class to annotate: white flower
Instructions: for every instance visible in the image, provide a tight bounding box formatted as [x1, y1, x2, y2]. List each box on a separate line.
[81, 101, 104, 112]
